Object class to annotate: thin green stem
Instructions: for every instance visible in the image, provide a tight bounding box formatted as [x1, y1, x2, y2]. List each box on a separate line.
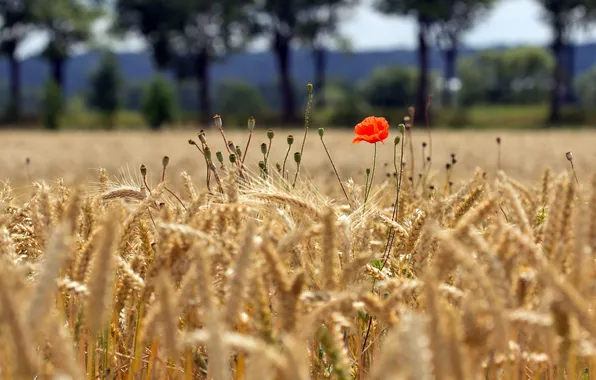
[364, 143, 377, 204]
[241, 129, 253, 166]
[292, 161, 301, 188]
[294, 89, 313, 185]
[265, 139, 272, 172]
[570, 161, 579, 186]
[282, 144, 292, 181]
[425, 95, 432, 169]
[321, 136, 351, 207]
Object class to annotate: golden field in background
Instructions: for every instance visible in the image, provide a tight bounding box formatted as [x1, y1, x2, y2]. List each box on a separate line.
[1, 128, 595, 195]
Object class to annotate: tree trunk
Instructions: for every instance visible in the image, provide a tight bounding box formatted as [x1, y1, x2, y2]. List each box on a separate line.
[564, 42, 576, 104]
[415, 19, 429, 125]
[51, 56, 65, 93]
[196, 47, 212, 125]
[274, 31, 296, 124]
[7, 46, 21, 123]
[442, 44, 457, 108]
[549, 18, 564, 124]
[313, 46, 326, 108]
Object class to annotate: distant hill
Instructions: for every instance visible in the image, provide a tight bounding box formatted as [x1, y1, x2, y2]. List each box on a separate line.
[2, 43, 596, 98]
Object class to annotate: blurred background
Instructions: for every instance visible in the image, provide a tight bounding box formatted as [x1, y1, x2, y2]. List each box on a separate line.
[0, 0, 596, 130]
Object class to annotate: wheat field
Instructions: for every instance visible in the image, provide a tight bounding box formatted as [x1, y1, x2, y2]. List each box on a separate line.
[1, 123, 596, 379]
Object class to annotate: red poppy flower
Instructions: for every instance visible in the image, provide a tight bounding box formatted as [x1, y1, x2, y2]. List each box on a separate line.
[352, 116, 390, 144]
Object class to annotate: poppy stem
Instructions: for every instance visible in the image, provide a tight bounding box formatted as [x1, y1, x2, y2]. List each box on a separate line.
[320, 135, 352, 208]
[364, 143, 377, 205]
[282, 143, 291, 183]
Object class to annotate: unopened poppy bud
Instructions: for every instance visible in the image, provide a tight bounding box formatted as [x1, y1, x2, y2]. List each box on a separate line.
[260, 143, 267, 155]
[566, 151, 573, 161]
[366, 168, 371, 175]
[294, 152, 301, 164]
[287, 135, 294, 145]
[228, 141, 235, 152]
[229, 154, 236, 164]
[318, 128, 325, 137]
[248, 117, 255, 131]
[276, 162, 281, 172]
[216, 151, 224, 164]
[162, 156, 169, 168]
[213, 114, 222, 128]
[198, 130, 207, 144]
[426, 156, 431, 162]
[188, 139, 195, 145]
[140, 164, 147, 177]
[398, 124, 405, 134]
[235, 145, 242, 157]
[446, 163, 451, 170]
[267, 129, 274, 140]
[422, 142, 427, 148]
[258, 161, 266, 170]
[204, 147, 212, 160]
[394, 136, 400, 145]
[307, 83, 313, 94]
[496, 137, 501, 144]
[452, 158, 457, 165]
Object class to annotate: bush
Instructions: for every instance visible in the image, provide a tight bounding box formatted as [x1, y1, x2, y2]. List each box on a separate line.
[358, 66, 417, 108]
[215, 79, 269, 118]
[316, 83, 371, 127]
[141, 76, 178, 130]
[88, 50, 122, 130]
[459, 47, 553, 106]
[42, 80, 63, 130]
[575, 66, 596, 107]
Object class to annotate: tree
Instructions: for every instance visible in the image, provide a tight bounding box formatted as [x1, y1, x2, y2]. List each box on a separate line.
[88, 50, 122, 129]
[374, 0, 443, 124]
[536, 0, 589, 123]
[252, 0, 301, 123]
[142, 75, 178, 130]
[169, 0, 257, 123]
[0, 0, 35, 123]
[431, 0, 495, 107]
[295, 0, 357, 108]
[114, 0, 186, 71]
[34, 0, 101, 93]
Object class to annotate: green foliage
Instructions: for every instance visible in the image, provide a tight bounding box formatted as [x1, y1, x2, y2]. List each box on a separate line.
[575, 66, 596, 107]
[359, 66, 417, 108]
[34, 0, 102, 61]
[141, 76, 178, 130]
[459, 47, 553, 105]
[216, 79, 269, 117]
[316, 82, 371, 126]
[88, 51, 122, 129]
[294, 0, 358, 48]
[42, 80, 63, 130]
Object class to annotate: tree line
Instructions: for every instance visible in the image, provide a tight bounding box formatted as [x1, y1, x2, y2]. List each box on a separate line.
[1, 0, 595, 127]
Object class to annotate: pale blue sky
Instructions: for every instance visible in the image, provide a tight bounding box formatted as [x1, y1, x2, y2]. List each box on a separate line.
[16, 0, 596, 58]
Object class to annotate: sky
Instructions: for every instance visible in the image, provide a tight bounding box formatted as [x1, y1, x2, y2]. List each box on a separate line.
[16, 0, 596, 58]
